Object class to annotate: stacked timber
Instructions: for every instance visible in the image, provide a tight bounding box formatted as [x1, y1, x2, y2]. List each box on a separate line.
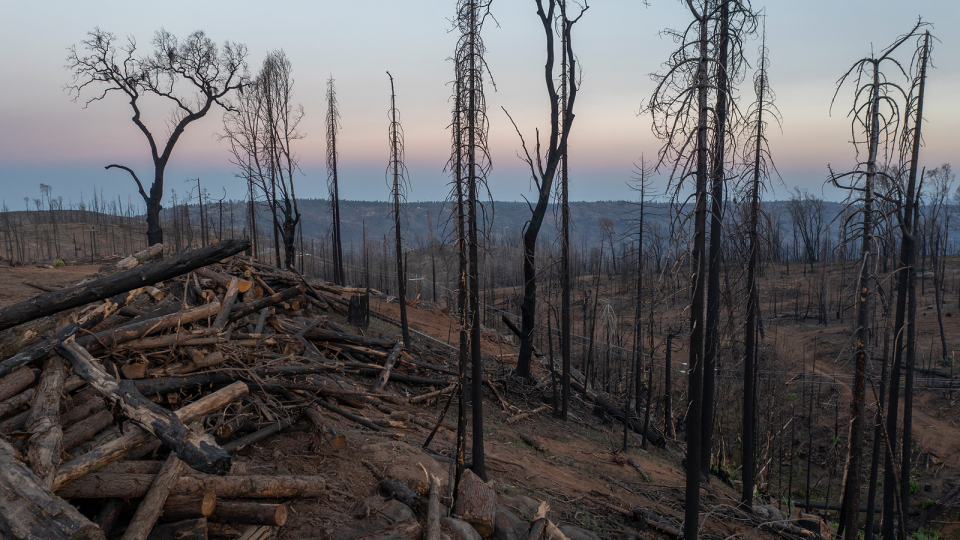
[0, 240, 472, 539]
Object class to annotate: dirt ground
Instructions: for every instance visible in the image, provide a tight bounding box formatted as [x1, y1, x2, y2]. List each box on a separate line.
[3, 259, 958, 539]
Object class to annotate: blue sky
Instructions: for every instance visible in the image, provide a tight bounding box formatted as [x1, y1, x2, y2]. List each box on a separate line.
[0, 0, 957, 209]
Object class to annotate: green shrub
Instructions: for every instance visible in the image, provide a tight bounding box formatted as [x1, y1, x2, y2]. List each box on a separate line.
[53, 258, 65, 267]
[922, 499, 934, 510]
[911, 529, 938, 540]
[910, 477, 919, 495]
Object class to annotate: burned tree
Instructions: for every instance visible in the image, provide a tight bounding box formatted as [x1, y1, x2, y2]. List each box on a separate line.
[829, 22, 924, 540]
[67, 28, 247, 246]
[505, 0, 588, 381]
[740, 22, 780, 509]
[222, 50, 303, 269]
[448, 0, 494, 483]
[386, 72, 410, 345]
[326, 77, 346, 286]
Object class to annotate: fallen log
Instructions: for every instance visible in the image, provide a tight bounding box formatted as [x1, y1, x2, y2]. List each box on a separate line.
[78, 302, 222, 354]
[222, 415, 300, 454]
[108, 329, 216, 352]
[424, 470, 442, 540]
[453, 468, 497, 537]
[0, 366, 37, 401]
[57, 340, 231, 475]
[122, 454, 184, 540]
[626, 458, 651, 483]
[213, 278, 240, 330]
[592, 394, 665, 448]
[0, 288, 143, 378]
[54, 381, 249, 490]
[0, 387, 34, 420]
[208, 501, 288, 527]
[519, 434, 549, 454]
[302, 403, 347, 451]
[0, 437, 104, 540]
[228, 285, 304, 321]
[93, 499, 124, 537]
[159, 493, 217, 521]
[115, 243, 165, 271]
[145, 518, 207, 540]
[197, 267, 253, 293]
[63, 409, 114, 451]
[374, 342, 405, 391]
[0, 238, 248, 332]
[59, 473, 326, 499]
[304, 327, 396, 348]
[505, 405, 550, 426]
[25, 355, 67, 487]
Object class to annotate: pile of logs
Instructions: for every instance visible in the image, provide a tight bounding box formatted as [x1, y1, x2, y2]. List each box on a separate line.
[0, 240, 462, 540]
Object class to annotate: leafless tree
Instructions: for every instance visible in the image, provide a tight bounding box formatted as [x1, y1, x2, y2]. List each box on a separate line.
[386, 72, 410, 344]
[67, 28, 247, 246]
[829, 21, 924, 540]
[222, 50, 303, 269]
[504, 0, 588, 381]
[327, 77, 346, 286]
[787, 188, 826, 273]
[739, 20, 779, 508]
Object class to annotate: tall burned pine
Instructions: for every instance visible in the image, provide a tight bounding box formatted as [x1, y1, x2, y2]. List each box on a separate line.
[558, 0, 573, 420]
[701, 0, 756, 480]
[740, 21, 779, 508]
[882, 28, 931, 540]
[645, 2, 712, 536]
[506, 0, 587, 381]
[326, 77, 346, 286]
[829, 22, 924, 540]
[385, 72, 410, 344]
[449, 0, 494, 483]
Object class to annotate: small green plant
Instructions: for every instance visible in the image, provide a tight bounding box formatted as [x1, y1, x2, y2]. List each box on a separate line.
[910, 477, 919, 495]
[911, 529, 938, 540]
[786, 392, 797, 401]
[922, 499, 934, 510]
[53, 258, 65, 267]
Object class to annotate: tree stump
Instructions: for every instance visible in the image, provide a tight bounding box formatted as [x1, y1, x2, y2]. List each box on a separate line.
[453, 468, 496, 538]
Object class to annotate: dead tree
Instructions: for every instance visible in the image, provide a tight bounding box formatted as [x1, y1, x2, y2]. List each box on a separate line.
[67, 28, 247, 245]
[326, 77, 346, 286]
[386, 72, 410, 345]
[222, 50, 303, 269]
[740, 21, 779, 509]
[449, 0, 495, 482]
[505, 0, 588, 380]
[645, 3, 712, 536]
[883, 30, 932, 540]
[829, 21, 924, 540]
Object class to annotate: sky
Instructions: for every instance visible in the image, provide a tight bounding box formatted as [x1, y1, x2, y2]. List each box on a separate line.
[0, 0, 957, 210]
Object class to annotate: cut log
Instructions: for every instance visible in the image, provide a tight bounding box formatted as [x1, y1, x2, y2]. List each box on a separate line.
[0, 437, 104, 540]
[222, 415, 299, 454]
[60, 391, 105, 425]
[23, 280, 59, 292]
[63, 409, 114, 451]
[26, 355, 67, 487]
[424, 470, 442, 540]
[58, 473, 326, 499]
[303, 327, 396, 348]
[0, 386, 33, 419]
[159, 493, 217, 521]
[592, 395, 665, 448]
[122, 454, 184, 540]
[0, 366, 37, 401]
[228, 285, 304, 321]
[626, 458, 651, 483]
[57, 340, 231, 475]
[197, 267, 253, 293]
[208, 501, 288, 526]
[109, 329, 216, 352]
[519, 434, 549, 454]
[146, 518, 207, 540]
[0, 239, 248, 332]
[237, 525, 272, 540]
[54, 381, 249, 490]
[374, 342, 405, 391]
[453, 468, 496, 537]
[93, 499, 124, 537]
[303, 405, 347, 450]
[505, 406, 550, 426]
[213, 278, 240, 329]
[78, 301, 222, 354]
[0, 288, 143, 378]
[116, 243, 165, 271]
